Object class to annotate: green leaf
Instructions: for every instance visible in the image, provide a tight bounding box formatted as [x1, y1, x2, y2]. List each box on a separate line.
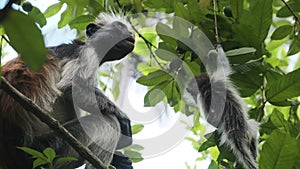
[133, 0, 142, 12]
[266, 68, 300, 102]
[287, 38, 300, 56]
[144, 88, 165, 106]
[163, 79, 180, 106]
[33, 158, 48, 169]
[265, 70, 283, 84]
[18, 147, 47, 160]
[259, 131, 298, 169]
[3, 10, 47, 71]
[0, 26, 4, 36]
[173, 16, 192, 38]
[43, 148, 56, 162]
[130, 144, 144, 151]
[271, 25, 293, 40]
[143, 0, 174, 12]
[44, 2, 64, 18]
[28, 7, 47, 27]
[198, 131, 217, 151]
[58, 6, 73, 28]
[124, 150, 144, 163]
[136, 70, 173, 86]
[56, 157, 77, 165]
[156, 22, 177, 46]
[69, 15, 95, 30]
[231, 68, 263, 97]
[174, 2, 190, 20]
[111, 79, 120, 100]
[230, 0, 244, 20]
[186, 0, 204, 23]
[277, 2, 300, 17]
[250, 0, 273, 41]
[198, 138, 216, 152]
[225, 47, 256, 56]
[208, 160, 219, 169]
[131, 124, 144, 134]
[89, 0, 105, 14]
[155, 48, 178, 61]
[270, 109, 289, 131]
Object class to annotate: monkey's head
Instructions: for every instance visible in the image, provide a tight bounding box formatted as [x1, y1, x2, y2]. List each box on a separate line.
[86, 13, 135, 64]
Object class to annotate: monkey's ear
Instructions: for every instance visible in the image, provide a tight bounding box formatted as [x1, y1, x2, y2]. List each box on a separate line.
[86, 23, 100, 37]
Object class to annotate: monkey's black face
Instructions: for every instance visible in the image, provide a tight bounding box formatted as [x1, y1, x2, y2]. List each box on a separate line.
[86, 21, 135, 64]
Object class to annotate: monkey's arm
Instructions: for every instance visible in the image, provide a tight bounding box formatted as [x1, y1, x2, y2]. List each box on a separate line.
[63, 85, 132, 149]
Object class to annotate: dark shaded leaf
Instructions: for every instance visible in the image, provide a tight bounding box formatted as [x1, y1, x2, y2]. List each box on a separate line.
[174, 2, 190, 20]
[259, 131, 298, 169]
[155, 48, 178, 61]
[208, 160, 219, 169]
[69, 15, 95, 30]
[230, 0, 244, 20]
[277, 2, 300, 17]
[271, 25, 293, 40]
[137, 70, 172, 86]
[28, 7, 47, 27]
[3, 10, 47, 71]
[287, 38, 300, 56]
[266, 68, 300, 102]
[231, 68, 263, 97]
[250, 0, 273, 41]
[156, 22, 177, 46]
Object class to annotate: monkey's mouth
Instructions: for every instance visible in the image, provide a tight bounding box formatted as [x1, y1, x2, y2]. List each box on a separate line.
[119, 35, 135, 49]
[102, 35, 135, 63]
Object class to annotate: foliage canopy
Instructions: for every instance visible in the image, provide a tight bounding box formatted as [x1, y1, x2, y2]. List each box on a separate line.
[1, 0, 300, 168]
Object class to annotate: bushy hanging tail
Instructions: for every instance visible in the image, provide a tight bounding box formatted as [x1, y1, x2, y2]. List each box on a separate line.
[187, 46, 259, 169]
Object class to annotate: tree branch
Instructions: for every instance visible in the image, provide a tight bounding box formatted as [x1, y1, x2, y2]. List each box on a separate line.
[0, 76, 108, 169]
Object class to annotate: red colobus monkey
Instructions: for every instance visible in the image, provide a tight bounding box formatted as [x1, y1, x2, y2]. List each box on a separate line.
[0, 13, 134, 169]
[187, 46, 259, 169]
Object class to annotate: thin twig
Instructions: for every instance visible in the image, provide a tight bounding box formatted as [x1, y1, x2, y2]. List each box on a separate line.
[0, 77, 108, 169]
[281, 0, 300, 24]
[257, 78, 267, 122]
[213, 0, 220, 44]
[130, 21, 157, 49]
[2, 35, 13, 49]
[114, 0, 157, 48]
[114, 0, 163, 68]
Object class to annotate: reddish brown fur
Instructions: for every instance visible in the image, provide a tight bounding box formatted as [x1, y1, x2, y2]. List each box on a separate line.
[0, 56, 60, 169]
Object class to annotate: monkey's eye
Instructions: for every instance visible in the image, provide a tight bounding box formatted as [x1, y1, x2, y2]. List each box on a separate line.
[86, 23, 101, 37]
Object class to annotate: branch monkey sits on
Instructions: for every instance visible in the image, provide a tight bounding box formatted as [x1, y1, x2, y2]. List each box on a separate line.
[0, 13, 135, 169]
